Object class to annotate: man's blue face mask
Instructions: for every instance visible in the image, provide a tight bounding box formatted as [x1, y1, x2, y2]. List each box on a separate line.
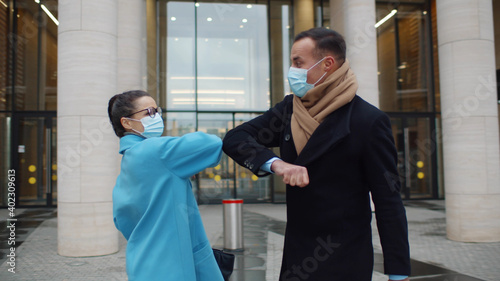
[287, 57, 327, 98]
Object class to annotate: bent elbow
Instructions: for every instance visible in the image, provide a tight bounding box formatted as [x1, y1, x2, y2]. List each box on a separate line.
[222, 129, 235, 153]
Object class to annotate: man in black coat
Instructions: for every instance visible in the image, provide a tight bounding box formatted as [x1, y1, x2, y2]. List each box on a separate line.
[222, 27, 410, 281]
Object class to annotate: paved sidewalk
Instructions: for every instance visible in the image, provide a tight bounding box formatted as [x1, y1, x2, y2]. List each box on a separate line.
[0, 201, 499, 280]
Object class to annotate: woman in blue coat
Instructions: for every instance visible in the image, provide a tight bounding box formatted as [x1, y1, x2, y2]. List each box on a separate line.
[108, 90, 224, 281]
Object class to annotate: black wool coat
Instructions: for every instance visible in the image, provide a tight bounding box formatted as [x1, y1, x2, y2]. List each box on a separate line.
[222, 95, 411, 280]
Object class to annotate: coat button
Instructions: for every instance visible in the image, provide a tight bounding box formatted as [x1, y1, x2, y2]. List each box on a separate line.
[284, 134, 290, 141]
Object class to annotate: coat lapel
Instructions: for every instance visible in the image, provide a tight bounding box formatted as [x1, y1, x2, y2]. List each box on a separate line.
[294, 96, 356, 166]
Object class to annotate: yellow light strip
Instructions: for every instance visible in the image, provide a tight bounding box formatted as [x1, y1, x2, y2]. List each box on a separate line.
[0, 0, 7, 8]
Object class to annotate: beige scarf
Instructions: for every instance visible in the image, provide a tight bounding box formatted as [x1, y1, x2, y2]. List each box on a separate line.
[291, 59, 358, 155]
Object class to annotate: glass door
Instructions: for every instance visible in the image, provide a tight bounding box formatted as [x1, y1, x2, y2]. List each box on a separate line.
[160, 0, 276, 203]
[390, 116, 437, 199]
[12, 113, 57, 206]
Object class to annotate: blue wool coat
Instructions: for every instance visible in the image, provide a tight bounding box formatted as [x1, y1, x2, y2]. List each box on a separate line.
[113, 132, 224, 281]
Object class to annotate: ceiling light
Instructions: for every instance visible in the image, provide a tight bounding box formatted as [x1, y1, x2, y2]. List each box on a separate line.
[247, 4, 252, 9]
[375, 9, 397, 29]
[170, 76, 245, 80]
[207, 17, 213, 22]
[41, 4, 59, 25]
[171, 17, 176, 21]
[195, 3, 199, 7]
[34, 0, 59, 26]
[242, 18, 248, 23]
[240, 25, 244, 28]
[170, 90, 244, 95]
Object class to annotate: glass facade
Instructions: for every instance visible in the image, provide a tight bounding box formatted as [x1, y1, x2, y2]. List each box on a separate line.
[375, 0, 441, 199]
[1, 0, 447, 207]
[155, 0, 442, 202]
[158, 0, 293, 203]
[162, 1, 271, 111]
[1, 0, 58, 207]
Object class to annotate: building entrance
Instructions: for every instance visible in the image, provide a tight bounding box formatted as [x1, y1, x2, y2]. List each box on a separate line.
[159, 0, 293, 203]
[12, 112, 57, 206]
[390, 115, 438, 199]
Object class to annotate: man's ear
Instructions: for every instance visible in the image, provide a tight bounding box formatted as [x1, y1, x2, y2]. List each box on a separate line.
[121, 117, 133, 130]
[324, 56, 335, 71]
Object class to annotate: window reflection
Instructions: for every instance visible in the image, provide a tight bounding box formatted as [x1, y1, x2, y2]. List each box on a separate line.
[374, 1, 440, 199]
[0, 2, 7, 111]
[197, 113, 234, 202]
[376, 3, 433, 112]
[160, 0, 292, 203]
[165, 1, 270, 111]
[164, 112, 196, 136]
[13, 0, 58, 111]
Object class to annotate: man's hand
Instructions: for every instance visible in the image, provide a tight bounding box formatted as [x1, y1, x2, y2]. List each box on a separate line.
[271, 160, 309, 187]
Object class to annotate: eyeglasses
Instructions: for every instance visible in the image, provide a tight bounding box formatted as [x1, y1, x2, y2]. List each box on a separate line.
[126, 107, 162, 118]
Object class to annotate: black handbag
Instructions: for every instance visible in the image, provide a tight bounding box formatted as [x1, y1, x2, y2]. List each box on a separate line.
[212, 248, 235, 281]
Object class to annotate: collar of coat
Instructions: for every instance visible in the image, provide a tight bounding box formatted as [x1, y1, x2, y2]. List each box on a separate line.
[293, 95, 357, 167]
[119, 134, 146, 154]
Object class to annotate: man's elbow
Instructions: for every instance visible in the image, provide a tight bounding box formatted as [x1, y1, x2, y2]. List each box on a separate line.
[222, 128, 237, 153]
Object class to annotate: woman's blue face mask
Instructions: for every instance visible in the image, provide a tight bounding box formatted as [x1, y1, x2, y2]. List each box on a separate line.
[126, 113, 164, 138]
[287, 57, 327, 98]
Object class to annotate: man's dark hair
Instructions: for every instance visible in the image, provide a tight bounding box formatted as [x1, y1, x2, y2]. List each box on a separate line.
[294, 28, 346, 63]
[108, 90, 151, 138]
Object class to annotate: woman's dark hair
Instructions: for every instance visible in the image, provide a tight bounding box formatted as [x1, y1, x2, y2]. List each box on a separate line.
[108, 90, 151, 137]
[295, 28, 346, 63]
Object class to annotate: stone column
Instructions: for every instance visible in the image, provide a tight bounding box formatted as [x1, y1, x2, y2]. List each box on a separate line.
[294, 0, 314, 36]
[57, 0, 119, 256]
[330, 0, 379, 107]
[117, 0, 147, 92]
[437, 0, 500, 242]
